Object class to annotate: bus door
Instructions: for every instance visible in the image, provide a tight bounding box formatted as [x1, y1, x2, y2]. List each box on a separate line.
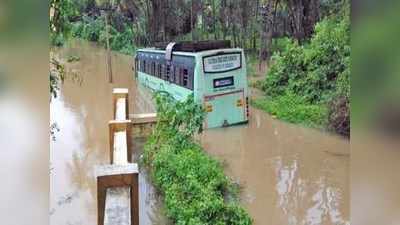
[204, 89, 246, 128]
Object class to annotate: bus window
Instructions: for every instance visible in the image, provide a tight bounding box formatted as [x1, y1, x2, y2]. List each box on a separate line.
[183, 68, 188, 87]
[169, 66, 175, 83]
[143, 60, 146, 73]
[151, 62, 156, 76]
[166, 65, 171, 81]
[134, 57, 138, 71]
[157, 64, 162, 78]
[178, 68, 183, 86]
[174, 66, 179, 84]
[161, 65, 165, 80]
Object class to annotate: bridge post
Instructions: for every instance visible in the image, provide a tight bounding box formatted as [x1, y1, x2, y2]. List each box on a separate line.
[96, 88, 139, 225]
[112, 88, 129, 120]
[108, 120, 132, 164]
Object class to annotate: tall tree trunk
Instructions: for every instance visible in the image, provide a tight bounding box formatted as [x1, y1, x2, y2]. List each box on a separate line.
[252, 0, 260, 50]
[219, 0, 228, 40]
[191, 0, 198, 41]
[232, 24, 237, 47]
[212, 0, 217, 40]
[104, 11, 113, 83]
[259, 1, 274, 67]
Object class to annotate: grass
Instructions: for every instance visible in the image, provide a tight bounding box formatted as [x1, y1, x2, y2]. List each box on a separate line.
[251, 92, 328, 128]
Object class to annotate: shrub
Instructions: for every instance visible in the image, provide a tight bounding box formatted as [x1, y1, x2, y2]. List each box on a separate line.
[50, 32, 66, 47]
[252, 92, 328, 128]
[142, 93, 252, 225]
[258, 6, 350, 136]
[263, 40, 305, 97]
[264, 14, 350, 104]
[68, 12, 136, 55]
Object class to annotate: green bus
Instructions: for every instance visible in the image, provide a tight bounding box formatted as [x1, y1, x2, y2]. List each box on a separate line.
[134, 41, 249, 129]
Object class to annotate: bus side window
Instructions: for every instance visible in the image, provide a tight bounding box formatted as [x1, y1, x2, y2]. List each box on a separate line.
[157, 64, 162, 78]
[166, 65, 171, 81]
[183, 68, 188, 87]
[169, 66, 175, 83]
[174, 66, 179, 84]
[189, 69, 194, 90]
[151, 62, 156, 76]
[143, 60, 146, 73]
[178, 68, 183, 86]
[161, 65, 165, 80]
[134, 57, 137, 71]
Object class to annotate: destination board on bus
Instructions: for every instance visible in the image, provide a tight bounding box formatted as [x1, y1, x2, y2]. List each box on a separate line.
[203, 53, 241, 73]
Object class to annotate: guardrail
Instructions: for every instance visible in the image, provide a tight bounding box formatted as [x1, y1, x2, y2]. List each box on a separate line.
[95, 88, 138, 225]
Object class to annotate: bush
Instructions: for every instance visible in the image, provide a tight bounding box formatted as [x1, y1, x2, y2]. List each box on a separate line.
[142, 93, 252, 225]
[263, 40, 305, 97]
[50, 32, 66, 47]
[69, 14, 136, 55]
[258, 6, 350, 136]
[252, 92, 328, 128]
[264, 14, 350, 104]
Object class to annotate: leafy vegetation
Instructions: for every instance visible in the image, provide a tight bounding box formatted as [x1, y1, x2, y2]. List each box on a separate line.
[254, 4, 350, 136]
[50, 0, 137, 54]
[252, 92, 328, 128]
[263, 16, 350, 103]
[142, 93, 252, 225]
[68, 14, 136, 54]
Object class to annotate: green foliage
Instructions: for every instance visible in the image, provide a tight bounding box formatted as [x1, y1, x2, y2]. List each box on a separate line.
[264, 15, 350, 104]
[50, 32, 66, 47]
[69, 14, 136, 55]
[50, 0, 81, 46]
[70, 15, 105, 41]
[252, 92, 328, 128]
[257, 7, 350, 136]
[263, 40, 305, 98]
[142, 92, 252, 225]
[270, 37, 293, 53]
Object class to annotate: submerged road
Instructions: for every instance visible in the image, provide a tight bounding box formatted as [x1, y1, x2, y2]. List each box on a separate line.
[50, 40, 349, 225]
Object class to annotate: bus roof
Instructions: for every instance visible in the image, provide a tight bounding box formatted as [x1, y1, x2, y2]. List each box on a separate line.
[136, 48, 243, 57]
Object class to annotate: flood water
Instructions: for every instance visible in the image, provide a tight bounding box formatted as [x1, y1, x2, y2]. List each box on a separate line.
[201, 110, 349, 225]
[50, 40, 349, 225]
[50, 40, 162, 225]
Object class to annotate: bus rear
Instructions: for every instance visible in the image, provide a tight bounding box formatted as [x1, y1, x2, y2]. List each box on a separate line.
[199, 49, 249, 128]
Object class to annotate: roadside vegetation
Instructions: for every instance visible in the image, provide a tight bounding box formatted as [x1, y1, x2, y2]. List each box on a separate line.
[142, 93, 252, 225]
[50, 0, 137, 54]
[252, 2, 350, 137]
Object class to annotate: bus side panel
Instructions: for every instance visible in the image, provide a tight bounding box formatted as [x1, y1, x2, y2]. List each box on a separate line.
[137, 72, 193, 101]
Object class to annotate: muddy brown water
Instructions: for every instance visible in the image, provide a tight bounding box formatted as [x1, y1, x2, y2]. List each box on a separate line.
[50, 40, 349, 225]
[50, 40, 162, 225]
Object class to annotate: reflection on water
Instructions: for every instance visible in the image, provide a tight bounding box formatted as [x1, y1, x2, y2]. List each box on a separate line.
[51, 40, 349, 225]
[201, 108, 349, 225]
